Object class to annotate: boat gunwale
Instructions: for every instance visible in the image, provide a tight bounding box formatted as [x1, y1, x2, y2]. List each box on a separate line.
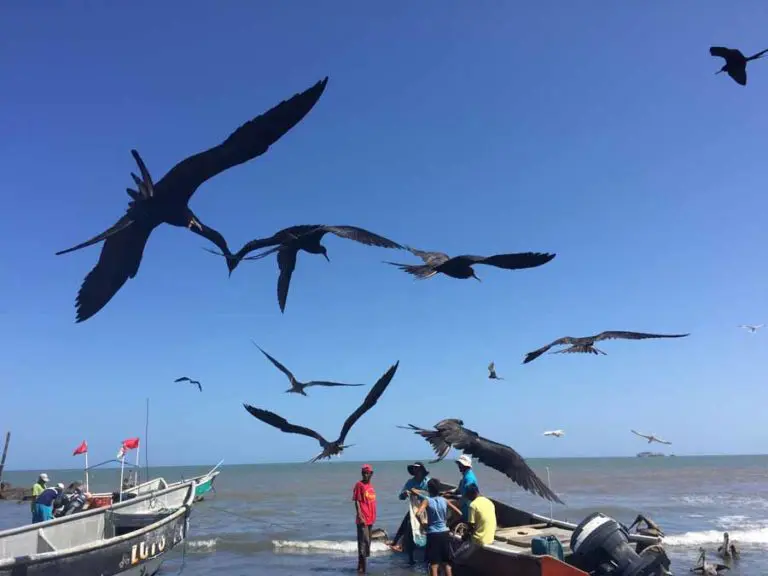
[0, 482, 196, 568]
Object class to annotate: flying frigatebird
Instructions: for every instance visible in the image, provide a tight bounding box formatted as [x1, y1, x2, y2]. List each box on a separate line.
[398, 418, 564, 504]
[385, 246, 555, 281]
[487, 361, 504, 380]
[710, 45, 768, 85]
[252, 341, 365, 396]
[56, 77, 329, 322]
[244, 361, 399, 462]
[207, 224, 404, 312]
[174, 376, 202, 392]
[523, 331, 689, 364]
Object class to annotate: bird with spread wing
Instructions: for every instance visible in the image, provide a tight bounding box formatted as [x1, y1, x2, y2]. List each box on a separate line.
[174, 377, 202, 392]
[631, 430, 671, 445]
[55, 77, 328, 322]
[385, 246, 555, 281]
[244, 361, 399, 462]
[252, 341, 365, 396]
[710, 45, 768, 85]
[523, 331, 689, 364]
[207, 224, 404, 312]
[739, 324, 764, 334]
[543, 430, 564, 438]
[398, 419, 564, 504]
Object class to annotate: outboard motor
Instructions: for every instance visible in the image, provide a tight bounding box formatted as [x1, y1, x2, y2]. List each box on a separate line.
[570, 512, 670, 576]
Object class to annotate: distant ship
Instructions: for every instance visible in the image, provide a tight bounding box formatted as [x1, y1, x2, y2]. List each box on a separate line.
[636, 451, 666, 457]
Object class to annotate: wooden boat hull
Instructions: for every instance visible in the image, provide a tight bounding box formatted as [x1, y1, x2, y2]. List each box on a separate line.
[0, 484, 194, 576]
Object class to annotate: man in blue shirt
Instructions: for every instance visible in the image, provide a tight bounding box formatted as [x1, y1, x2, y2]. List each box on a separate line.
[444, 454, 478, 521]
[388, 462, 430, 563]
[33, 483, 64, 523]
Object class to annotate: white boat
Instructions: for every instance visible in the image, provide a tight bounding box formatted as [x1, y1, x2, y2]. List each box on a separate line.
[0, 481, 195, 576]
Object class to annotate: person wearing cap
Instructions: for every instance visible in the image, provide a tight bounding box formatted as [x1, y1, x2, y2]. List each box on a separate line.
[54, 481, 92, 517]
[443, 454, 478, 521]
[32, 483, 64, 523]
[387, 462, 431, 560]
[29, 473, 49, 520]
[352, 464, 377, 574]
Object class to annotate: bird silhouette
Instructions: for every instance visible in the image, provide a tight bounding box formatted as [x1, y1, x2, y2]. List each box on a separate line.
[385, 246, 555, 281]
[207, 225, 404, 312]
[692, 548, 729, 575]
[543, 430, 564, 438]
[398, 419, 564, 504]
[252, 341, 365, 396]
[710, 46, 768, 85]
[55, 77, 328, 322]
[487, 361, 504, 380]
[174, 377, 202, 392]
[523, 331, 689, 364]
[738, 324, 764, 333]
[631, 430, 671, 445]
[244, 361, 399, 462]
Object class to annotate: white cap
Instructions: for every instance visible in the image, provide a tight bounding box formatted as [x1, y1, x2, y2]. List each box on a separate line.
[56, 483, 65, 490]
[456, 454, 472, 468]
[39, 473, 49, 482]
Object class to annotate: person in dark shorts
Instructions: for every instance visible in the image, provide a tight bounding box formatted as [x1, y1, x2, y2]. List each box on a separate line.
[352, 464, 377, 573]
[414, 478, 462, 576]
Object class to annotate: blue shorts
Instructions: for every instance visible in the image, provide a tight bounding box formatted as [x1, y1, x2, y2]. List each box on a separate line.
[32, 503, 53, 523]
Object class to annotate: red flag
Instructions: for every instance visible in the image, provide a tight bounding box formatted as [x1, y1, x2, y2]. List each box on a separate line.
[122, 437, 140, 451]
[72, 440, 88, 456]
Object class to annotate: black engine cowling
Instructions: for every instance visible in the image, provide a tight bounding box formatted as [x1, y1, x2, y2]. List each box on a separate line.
[569, 512, 670, 576]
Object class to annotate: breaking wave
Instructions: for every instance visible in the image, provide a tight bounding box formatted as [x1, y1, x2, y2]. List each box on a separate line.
[272, 539, 392, 555]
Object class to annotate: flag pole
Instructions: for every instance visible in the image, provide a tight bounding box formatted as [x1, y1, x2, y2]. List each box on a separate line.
[85, 451, 89, 492]
[134, 442, 140, 487]
[119, 454, 125, 501]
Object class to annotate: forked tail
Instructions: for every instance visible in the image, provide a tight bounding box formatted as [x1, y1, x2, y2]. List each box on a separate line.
[383, 261, 437, 279]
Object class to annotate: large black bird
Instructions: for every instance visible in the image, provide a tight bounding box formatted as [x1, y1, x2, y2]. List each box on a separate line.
[710, 46, 768, 85]
[208, 225, 404, 312]
[252, 341, 365, 396]
[56, 77, 329, 322]
[523, 331, 690, 364]
[398, 419, 563, 504]
[385, 246, 555, 281]
[244, 361, 399, 462]
[174, 376, 202, 392]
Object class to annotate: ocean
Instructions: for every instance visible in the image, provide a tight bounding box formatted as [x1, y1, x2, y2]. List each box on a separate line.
[1, 456, 766, 575]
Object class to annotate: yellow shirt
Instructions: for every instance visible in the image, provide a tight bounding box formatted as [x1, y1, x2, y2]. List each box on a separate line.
[469, 496, 496, 546]
[31, 482, 45, 510]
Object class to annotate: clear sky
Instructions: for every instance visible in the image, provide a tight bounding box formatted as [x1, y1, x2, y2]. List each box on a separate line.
[2, 2, 768, 471]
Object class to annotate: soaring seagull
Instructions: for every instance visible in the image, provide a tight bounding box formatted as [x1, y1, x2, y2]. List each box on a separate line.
[398, 419, 564, 504]
[523, 331, 689, 364]
[487, 361, 504, 380]
[543, 430, 564, 438]
[55, 77, 328, 322]
[631, 430, 671, 445]
[710, 45, 768, 85]
[252, 341, 365, 396]
[174, 376, 202, 392]
[385, 246, 555, 281]
[739, 324, 764, 333]
[208, 224, 404, 312]
[244, 361, 399, 462]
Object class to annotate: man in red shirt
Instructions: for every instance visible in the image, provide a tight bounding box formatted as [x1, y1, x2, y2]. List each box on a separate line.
[353, 464, 377, 573]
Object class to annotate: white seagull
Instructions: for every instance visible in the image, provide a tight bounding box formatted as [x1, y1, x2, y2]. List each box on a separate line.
[543, 430, 565, 438]
[739, 324, 764, 333]
[631, 430, 671, 445]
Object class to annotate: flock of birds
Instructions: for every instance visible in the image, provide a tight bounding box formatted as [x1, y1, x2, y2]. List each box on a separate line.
[51, 45, 768, 548]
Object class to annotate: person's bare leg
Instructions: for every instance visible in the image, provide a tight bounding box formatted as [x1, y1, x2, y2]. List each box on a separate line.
[444, 562, 454, 576]
[429, 563, 439, 576]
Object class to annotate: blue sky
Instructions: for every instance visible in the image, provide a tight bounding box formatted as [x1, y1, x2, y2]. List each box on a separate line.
[2, 2, 768, 470]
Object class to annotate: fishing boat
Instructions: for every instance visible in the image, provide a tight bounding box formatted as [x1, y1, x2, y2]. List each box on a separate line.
[397, 481, 663, 576]
[0, 482, 195, 576]
[88, 461, 222, 510]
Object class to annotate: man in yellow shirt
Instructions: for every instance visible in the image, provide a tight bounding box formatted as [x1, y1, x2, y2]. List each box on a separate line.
[453, 484, 497, 562]
[30, 473, 49, 520]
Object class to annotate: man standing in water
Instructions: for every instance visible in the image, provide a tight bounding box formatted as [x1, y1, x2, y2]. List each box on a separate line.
[353, 464, 377, 574]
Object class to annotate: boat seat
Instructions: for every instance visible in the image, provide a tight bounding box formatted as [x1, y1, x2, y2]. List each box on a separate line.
[494, 524, 573, 552]
[36, 530, 56, 553]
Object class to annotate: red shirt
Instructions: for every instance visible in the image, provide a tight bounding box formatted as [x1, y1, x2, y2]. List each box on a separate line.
[352, 480, 377, 525]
